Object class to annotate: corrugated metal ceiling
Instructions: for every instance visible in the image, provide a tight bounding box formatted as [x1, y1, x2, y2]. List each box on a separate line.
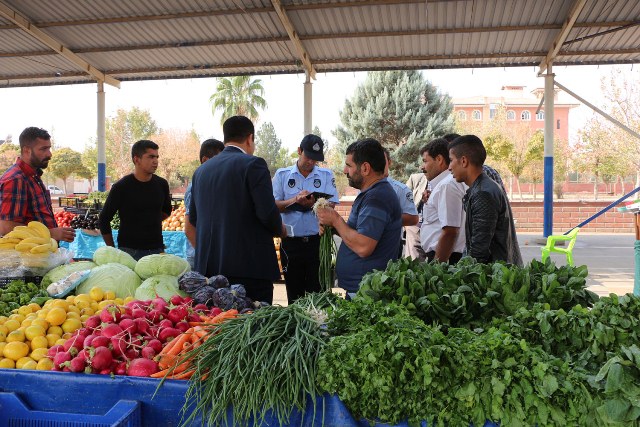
[0, 0, 639, 88]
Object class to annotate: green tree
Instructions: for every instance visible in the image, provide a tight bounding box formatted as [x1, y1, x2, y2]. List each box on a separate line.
[48, 147, 84, 193]
[79, 142, 98, 192]
[105, 107, 159, 181]
[553, 138, 572, 199]
[0, 143, 19, 174]
[209, 76, 267, 126]
[334, 71, 454, 181]
[255, 122, 290, 177]
[577, 116, 623, 200]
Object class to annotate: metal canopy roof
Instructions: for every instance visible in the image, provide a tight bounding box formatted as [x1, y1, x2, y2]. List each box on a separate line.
[1, 0, 639, 88]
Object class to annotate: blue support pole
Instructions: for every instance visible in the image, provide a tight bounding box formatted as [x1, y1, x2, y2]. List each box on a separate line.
[98, 163, 106, 192]
[97, 81, 106, 192]
[543, 156, 553, 237]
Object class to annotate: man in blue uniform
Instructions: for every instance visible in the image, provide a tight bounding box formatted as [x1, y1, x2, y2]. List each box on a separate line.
[273, 134, 339, 303]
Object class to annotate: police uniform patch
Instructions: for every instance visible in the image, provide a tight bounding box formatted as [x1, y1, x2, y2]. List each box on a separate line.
[313, 179, 321, 188]
[288, 178, 296, 188]
[406, 192, 414, 202]
[332, 177, 336, 188]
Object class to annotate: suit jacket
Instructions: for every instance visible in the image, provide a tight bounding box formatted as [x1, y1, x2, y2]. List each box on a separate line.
[189, 146, 282, 281]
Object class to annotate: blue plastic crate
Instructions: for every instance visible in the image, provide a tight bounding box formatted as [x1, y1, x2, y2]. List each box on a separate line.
[0, 392, 141, 427]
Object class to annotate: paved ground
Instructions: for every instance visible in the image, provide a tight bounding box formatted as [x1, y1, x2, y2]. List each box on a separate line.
[273, 232, 638, 305]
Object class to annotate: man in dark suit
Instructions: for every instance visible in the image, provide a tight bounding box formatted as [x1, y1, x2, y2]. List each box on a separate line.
[189, 116, 284, 303]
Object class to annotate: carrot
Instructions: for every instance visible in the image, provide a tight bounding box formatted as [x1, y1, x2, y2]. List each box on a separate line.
[171, 369, 195, 380]
[159, 329, 193, 356]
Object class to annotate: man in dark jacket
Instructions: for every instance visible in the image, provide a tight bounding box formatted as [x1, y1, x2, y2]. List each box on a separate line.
[189, 116, 284, 303]
[448, 135, 522, 266]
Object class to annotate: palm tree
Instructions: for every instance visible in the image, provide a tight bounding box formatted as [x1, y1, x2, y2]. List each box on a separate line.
[209, 76, 267, 126]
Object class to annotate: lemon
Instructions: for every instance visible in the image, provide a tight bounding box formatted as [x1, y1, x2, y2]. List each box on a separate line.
[6, 330, 25, 343]
[31, 319, 49, 330]
[0, 332, 5, 343]
[89, 287, 105, 302]
[46, 334, 60, 347]
[0, 358, 15, 369]
[66, 295, 76, 304]
[61, 318, 82, 334]
[45, 307, 67, 326]
[24, 325, 46, 341]
[30, 347, 48, 361]
[55, 338, 66, 346]
[30, 336, 48, 350]
[103, 290, 116, 300]
[0, 316, 7, 323]
[65, 312, 80, 321]
[4, 319, 20, 332]
[74, 300, 90, 310]
[0, 325, 8, 336]
[90, 302, 99, 311]
[17, 306, 32, 317]
[61, 332, 72, 340]
[9, 314, 25, 324]
[36, 358, 53, 370]
[37, 308, 50, 319]
[50, 300, 69, 310]
[98, 300, 114, 310]
[0, 342, 5, 354]
[16, 356, 36, 369]
[20, 318, 33, 328]
[47, 325, 63, 336]
[3, 341, 30, 361]
[80, 308, 94, 316]
[66, 305, 80, 314]
[80, 315, 90, 322]
[27, 303, 41, 313]
[114, 298, 124, 306]
[124, 296, 134, 304]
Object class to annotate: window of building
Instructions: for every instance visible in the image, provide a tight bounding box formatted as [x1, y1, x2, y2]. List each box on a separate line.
[507, 110, 516, 120]
[457, 110, 467, 121]
[557, 119, 561, 129]
[472, 110, 482, 120]
[536, 111, 544, 121]
[521, 111, 531, 121]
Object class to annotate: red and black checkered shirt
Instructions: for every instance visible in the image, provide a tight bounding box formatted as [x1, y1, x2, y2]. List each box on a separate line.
[0, 158, 57, 229]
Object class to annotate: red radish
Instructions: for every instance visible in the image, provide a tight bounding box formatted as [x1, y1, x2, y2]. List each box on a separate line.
[133, 318, 149, 334]
[169, 295, 183, 305]
[175, 321, 190, 333]
[74, 328, 90, 337]
[167, 306, 188, 324]
[101, 324, 124, 339]
[120, 314, 133, 321]
[47, 345, 65, 358]
[158, 327, 181, 343]
[132, 308, 147, 319]
[115, 361, 127, 376]
[63, 367, 71, 372]
[152, 297, 168, 312]
[111, 337, 127, 357]
[119, 318, 137, 334]
[158, 319, 173, 329]
[210, 307, 223, 317]
[99, 368, 112, 375]
[53, 351, 72, 369]
[182, 297, 193, 305]
[188, 313, 201, 322]
[146, 339, 162, 354]
[141, 346, 156, 359]
[91, 347, 113, 370]
[194, 304, 208, 312]
[148, 326, 159, 338]
[68, 355, 87, 373]
[127, 358, 159, 377]
[125, 348, 139, 360]
[122, 306, 133, 316]
[83, 334, 97, 348]
[84, 315, 101, 330]
[100, 304, 122, 323]
[64, 336, 84, 352]
[146, 310, 163, 323]
[91, 336, 110, 348]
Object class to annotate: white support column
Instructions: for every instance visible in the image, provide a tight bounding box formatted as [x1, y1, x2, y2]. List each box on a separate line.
[543, 66, 555, 237]
[303, 72, 312, 135]
[97, 81, 106, 191]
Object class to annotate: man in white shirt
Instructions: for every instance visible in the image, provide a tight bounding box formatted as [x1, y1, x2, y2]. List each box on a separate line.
[419, 138, 467, 263]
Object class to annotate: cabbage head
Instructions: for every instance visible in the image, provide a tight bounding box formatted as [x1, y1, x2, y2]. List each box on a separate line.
[134, 254, 190, 279]
[75, 263, 141, 298]
[42, 261, 96, 288]
[135, 275, 187, 301]
[93, 246, 137, 270]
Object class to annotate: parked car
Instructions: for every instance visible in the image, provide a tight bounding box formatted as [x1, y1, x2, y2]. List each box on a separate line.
[47, 185, 64, 195]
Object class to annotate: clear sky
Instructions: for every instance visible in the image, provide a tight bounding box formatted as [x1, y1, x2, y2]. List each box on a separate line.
[0, 64, 636, 154]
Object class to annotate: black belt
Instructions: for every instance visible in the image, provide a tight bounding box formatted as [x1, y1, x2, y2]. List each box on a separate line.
[286, 235, 319, 243]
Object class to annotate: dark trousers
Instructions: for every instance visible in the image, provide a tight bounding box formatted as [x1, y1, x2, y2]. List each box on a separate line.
[426, 251, 463, 264]
[226, 276, 274, 304]
[119, 247, 164, 261]
[281, 235, 321, 304]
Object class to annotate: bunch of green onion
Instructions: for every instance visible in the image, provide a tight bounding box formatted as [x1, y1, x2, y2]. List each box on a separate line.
[313, 198, 337, 292]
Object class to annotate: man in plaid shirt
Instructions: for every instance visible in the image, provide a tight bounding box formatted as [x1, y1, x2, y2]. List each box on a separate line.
[0, 127, 75, 242]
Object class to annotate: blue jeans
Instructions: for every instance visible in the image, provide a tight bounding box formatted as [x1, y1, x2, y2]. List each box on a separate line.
[118, 247, 164, 261]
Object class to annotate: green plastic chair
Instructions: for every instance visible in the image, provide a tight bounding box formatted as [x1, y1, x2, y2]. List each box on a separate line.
[541, 227, 580, 266]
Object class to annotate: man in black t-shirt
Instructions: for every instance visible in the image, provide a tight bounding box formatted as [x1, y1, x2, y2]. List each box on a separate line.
[99, 140, 172, 260]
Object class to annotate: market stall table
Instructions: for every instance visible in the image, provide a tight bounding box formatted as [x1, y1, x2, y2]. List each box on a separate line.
[59, 230, 187, 259]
